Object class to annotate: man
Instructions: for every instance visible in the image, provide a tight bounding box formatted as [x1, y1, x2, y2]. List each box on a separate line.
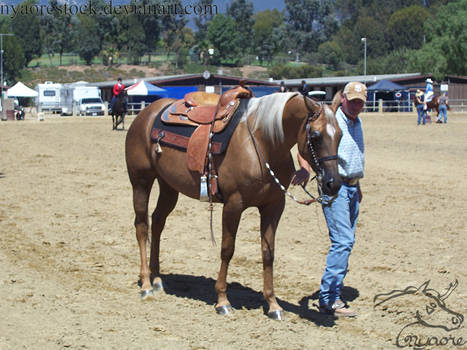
[415, 89, 426, 125]
[293, 81, 366, 317]
[436, 92, 448, 124]
[110, 77, 125, 113]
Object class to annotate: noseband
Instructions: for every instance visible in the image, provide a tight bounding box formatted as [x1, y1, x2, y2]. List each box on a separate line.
[303, 95, 338, 173]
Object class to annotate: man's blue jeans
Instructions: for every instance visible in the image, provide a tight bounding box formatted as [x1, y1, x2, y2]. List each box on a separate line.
[437, 105, 447, 123]
[319, 183, 359, 307]
[417, 104, 425, 125]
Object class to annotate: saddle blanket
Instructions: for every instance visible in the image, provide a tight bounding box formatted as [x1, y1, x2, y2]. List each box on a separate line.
[150, 99, 247, 155]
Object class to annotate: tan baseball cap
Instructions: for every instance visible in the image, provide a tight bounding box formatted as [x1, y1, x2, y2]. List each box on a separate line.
[343, 82, 367, 102]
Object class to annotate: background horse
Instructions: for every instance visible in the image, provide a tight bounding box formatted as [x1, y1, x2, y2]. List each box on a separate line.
[426, 94, 450, 118]
[112, 90, 127, 130]
[125, 91, 342, 320]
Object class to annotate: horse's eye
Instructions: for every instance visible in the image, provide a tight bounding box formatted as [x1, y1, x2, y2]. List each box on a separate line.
[311, 130, 321, 139]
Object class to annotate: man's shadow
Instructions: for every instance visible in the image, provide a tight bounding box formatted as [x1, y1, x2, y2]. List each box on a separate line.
[155, 273, 360, 327]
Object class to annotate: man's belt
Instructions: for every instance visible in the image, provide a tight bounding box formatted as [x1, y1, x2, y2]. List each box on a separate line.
[342, 177, 360, 186]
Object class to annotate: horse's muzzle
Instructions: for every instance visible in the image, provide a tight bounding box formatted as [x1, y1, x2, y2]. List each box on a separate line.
[321, 175, 341, 196]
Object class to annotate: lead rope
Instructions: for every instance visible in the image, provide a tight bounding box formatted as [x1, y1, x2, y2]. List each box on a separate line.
[246, 113, 322, 205]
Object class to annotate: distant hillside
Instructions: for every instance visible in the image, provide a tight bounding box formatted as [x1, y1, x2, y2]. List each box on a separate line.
[20, 63, 269, 86]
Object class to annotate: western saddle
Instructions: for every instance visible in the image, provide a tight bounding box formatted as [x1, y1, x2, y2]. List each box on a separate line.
[156, 85, 253, 200]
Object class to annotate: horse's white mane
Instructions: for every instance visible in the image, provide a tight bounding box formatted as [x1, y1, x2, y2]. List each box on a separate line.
[242, 92, 298, 144]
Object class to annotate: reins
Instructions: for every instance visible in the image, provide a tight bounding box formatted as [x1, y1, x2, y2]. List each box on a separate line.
[246, 94, 329, 205]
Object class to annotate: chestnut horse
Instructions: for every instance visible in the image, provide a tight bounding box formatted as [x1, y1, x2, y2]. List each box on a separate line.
[125, 91, 343, 319]
[426, 94, 450, 117]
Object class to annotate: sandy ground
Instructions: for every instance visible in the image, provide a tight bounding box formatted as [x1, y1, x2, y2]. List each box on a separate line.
[0, 111, 466, 350]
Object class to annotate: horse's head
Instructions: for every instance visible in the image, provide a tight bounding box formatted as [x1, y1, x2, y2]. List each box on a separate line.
[118, 90, 127, 99]
[295, 93, 342, 196]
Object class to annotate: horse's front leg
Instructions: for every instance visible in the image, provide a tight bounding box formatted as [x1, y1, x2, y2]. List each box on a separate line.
[215, 199, 243, 315]
[259, 197, 285, 320]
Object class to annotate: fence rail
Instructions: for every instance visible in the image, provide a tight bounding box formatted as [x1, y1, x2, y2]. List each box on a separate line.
[319, 99, 467, 114]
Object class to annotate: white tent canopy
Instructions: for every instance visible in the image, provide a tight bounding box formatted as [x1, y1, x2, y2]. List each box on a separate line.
[7, 82, 38, 98]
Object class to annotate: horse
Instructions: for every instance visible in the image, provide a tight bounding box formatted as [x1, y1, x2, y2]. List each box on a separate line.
[112, 90, 127, 130]
[125, 90, 343, 320]
[425, 94, 450, 118]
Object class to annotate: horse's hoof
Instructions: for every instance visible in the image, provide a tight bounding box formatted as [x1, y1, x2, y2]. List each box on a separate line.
[215, 304, 233, 315]
[152, 281, 164, 292]
[141, 289, 155, 301]
[268, 310, 285, 320]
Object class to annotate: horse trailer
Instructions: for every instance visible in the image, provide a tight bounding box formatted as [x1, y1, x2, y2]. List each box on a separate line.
[60, 82, 105, 116]
[35, 81, 63, 113]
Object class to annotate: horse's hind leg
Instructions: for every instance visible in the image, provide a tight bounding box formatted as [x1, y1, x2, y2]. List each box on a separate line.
[131, 175, 156, 300]
[149, 178, 179, 292]
[259, 197, 285, 320]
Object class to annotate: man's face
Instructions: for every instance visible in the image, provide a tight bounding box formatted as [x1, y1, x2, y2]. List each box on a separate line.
[341, 95, 364, 120]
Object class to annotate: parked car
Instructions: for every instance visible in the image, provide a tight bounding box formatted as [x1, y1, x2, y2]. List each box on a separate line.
[78, 97, 106, 116]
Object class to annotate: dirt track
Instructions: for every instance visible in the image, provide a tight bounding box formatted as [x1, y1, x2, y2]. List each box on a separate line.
[1, 112, 466, 349]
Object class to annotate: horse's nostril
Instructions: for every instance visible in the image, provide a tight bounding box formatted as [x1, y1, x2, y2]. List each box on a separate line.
[326, 178, 335, 189]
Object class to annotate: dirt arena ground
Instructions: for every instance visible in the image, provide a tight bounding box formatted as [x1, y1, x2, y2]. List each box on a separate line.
[1, 110, 466, 349]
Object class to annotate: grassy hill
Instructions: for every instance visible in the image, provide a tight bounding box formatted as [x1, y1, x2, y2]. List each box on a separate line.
[21, 59, 270, 87]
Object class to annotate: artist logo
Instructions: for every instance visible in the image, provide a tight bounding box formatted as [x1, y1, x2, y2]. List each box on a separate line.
[374, 280, 466, 349]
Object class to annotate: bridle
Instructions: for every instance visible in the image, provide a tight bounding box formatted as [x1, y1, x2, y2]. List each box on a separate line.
[303, 94, 338, 175]
[246, 93, 338, 205]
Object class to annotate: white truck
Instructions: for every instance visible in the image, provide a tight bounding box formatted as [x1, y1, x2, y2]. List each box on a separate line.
[35, 81, 63, 113]
[61, 82, 106, 116]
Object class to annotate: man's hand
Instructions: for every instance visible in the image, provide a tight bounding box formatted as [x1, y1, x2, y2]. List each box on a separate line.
[291, 167, 310, 187]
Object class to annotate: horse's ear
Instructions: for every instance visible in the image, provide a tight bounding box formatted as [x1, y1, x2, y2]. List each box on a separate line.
[330, 90, 343, 113]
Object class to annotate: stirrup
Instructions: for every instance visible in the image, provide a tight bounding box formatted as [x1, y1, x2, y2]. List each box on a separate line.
[200, 175, 209, 202]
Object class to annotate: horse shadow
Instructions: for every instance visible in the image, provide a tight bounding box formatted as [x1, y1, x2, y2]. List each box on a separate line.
[152, 273, 360, 327]
[0, 172, 4, 178]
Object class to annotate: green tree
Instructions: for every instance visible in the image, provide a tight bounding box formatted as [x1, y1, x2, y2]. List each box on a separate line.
[285, 0, 335, 53]
[11, 0, 41, 65]
[160, 0, 188, 58]
[386, 5, 430, 51]
[41, 0, 74, 65]
[253, 9, 283, 64]
[206, 14, 241, 64]
[317, 41, 343, 69]
[227, 0, 254, 54]
[193, 0, 215, 42]
[408, 0, 466, 78]
[76, 15, 100, 65]
[1, 23, 26, 81]
[138, 0, 163, 62]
